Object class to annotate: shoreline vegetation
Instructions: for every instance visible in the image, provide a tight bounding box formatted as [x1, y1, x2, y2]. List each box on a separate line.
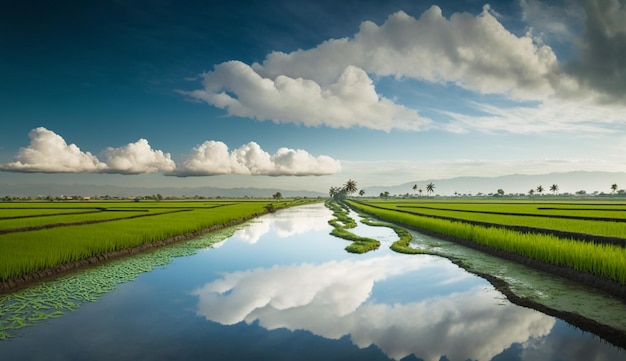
[0, 198, 317, 293]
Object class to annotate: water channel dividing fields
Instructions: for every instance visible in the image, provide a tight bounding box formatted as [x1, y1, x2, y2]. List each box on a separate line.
[1, 199, 626, 359]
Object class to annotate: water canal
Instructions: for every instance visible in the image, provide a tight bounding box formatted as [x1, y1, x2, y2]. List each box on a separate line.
[1, 203, 625, 360]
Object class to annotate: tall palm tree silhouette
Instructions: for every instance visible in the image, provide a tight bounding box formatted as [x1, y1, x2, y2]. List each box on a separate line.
[550, 184, 559, 195]
[426, 182, 435, 196]
[343, 179, 358, 196]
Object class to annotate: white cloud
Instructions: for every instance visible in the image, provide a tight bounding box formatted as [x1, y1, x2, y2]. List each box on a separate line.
[443, 97, 626, 134]
[253, 5, 564, 100]
[0, 127, 107, 173]
[101, 138, 176, 174]
[169, 140, 342, 177]
[192, 256, 555, 361]
[183, 61, 428, 131]
[1, 128, 339, 178]
[185, 4, 621, 133]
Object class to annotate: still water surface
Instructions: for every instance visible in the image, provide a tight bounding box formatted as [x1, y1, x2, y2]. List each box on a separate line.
[1, 203, 625, 360]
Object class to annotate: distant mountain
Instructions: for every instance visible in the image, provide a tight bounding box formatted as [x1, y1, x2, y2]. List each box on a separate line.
[0, 183, 326, 199]
[363, 171, 626, 197]
[2, 171, 625, 199]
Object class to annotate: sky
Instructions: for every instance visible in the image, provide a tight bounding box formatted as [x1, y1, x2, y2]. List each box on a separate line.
[1, 0, 625, 195]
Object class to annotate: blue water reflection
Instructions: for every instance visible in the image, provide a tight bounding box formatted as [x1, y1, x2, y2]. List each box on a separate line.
[1, 203, 625, 361]
[193, 255, 557, 361]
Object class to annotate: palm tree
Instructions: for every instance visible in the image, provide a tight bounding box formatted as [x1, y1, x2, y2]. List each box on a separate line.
[359, 189, 365, 197]
[426, 182, 435, 196]
[611, 183, 618, 194]
[528, 189, 535, 196]
[343, 179, 358, 196]
[412, 184, 418, 196]
[536, 185, 544, 196]
[550, 184, 559, 195]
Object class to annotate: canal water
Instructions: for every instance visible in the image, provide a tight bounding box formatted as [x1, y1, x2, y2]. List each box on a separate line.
[1, 203, 625, 360]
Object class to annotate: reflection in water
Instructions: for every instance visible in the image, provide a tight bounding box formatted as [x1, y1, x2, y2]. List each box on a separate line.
[231, 206, 330, 244]
[192, 255, 555, 361]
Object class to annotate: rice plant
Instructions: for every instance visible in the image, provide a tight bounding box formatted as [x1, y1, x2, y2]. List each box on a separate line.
[349, 200, 626, 285]
[0, 200, 315, 281]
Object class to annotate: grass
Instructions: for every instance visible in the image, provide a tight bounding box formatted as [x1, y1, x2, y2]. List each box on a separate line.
[348, 199, 626, 285]
[0, 199, 318, 281]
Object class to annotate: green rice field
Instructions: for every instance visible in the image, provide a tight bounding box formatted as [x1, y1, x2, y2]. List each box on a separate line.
[347, 199, 626, 286]
[0, 199, 316, 282]
[352, 199, 626, 240]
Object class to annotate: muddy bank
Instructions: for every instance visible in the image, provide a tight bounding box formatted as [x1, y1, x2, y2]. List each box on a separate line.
[464, 266, 626, 350]
[0, 213, 262, 294]
[402, 223, 626, 299]
[394, 223, 626, 349]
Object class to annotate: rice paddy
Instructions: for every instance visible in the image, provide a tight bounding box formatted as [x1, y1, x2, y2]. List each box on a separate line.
[0, 199, 317, 282]
[358, 200, 626, 239]
[346, 199, 626, 286]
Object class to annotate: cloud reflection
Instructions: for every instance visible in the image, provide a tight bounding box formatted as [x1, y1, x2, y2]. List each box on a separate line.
[231, 206, 330, 244]
[192, 255, 555, 361]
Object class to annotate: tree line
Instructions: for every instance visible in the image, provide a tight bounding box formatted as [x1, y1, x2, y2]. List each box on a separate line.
[330, 180, 625, 199]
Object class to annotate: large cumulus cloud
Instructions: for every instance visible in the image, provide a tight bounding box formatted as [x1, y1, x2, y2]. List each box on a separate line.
[185, 3, 625, 134]
[101, 138, 176, 174]
[0, 127, 107, 173]
[168, 140, 341, 177]
[253, 5, 564, 99]
[183, 62, 427, 131]
[0, 127, 341, 177]
[183, 5, 571, 132]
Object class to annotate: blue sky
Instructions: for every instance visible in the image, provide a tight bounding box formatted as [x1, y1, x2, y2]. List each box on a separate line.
[1, 0, 625, 194]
